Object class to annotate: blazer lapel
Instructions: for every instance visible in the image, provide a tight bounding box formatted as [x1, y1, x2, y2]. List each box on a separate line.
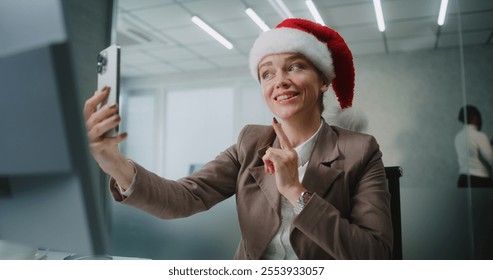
[249, 166, 280, 214]
[302, 122, 343, 197]
[249, 129, 282, 215]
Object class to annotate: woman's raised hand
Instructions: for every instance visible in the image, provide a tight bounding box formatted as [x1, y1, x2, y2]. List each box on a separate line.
[83, 87, 134, 189]
[262, 118, 305, 205]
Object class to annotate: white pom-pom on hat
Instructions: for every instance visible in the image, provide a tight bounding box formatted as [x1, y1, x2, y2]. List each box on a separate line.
[331, 107, 369, 133]
[323, 93, 369, 133]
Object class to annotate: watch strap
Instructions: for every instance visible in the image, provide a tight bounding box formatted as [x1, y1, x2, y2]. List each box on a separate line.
[294, 191, 312, 215]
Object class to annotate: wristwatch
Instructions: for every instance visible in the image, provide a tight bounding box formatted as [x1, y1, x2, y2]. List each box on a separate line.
[294, 191, 313, 215]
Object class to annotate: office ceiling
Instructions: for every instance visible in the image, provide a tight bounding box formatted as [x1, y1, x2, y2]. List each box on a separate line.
[116, 0, 493, 79]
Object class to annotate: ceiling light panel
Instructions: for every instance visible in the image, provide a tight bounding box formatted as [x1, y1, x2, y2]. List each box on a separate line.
[245, 8, 270, 31]
[373, 0, 386, 32]
[191, 16, 234, 49]
[437, 0, 449, 26]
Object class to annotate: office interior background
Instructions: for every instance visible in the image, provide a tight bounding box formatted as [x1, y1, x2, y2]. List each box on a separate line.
[1, 0, 492, 260]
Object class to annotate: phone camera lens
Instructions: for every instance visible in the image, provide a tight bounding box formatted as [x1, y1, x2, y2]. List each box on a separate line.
[97, 54, 107, 74]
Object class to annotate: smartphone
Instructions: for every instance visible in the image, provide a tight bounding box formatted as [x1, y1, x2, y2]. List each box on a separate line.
[97, 44, 121, 137]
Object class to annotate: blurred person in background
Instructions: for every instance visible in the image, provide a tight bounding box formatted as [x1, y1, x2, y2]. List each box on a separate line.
[455, 105, 493, 188]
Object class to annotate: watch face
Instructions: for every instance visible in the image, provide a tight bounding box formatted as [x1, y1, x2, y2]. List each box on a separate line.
[302, 192, 313, 204]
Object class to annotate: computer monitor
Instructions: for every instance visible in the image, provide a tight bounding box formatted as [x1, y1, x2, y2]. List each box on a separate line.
[0, 42, 109, 256]
[0, 1, 109, 256]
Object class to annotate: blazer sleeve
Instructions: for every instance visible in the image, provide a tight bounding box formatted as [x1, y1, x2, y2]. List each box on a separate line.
[292, 135, 393, 259]
[108, 129, 248, 219]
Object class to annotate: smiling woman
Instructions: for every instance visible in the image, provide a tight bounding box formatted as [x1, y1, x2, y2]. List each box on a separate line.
[84, 17, 392, 260]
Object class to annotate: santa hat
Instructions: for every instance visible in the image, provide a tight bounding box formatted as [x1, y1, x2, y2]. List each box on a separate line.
[249, 18, 355, 109]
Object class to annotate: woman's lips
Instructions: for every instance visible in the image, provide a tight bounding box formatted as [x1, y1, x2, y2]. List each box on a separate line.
[275, 91, 299, 102]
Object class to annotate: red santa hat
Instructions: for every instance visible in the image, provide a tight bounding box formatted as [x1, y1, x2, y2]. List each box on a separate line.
[249, 18, 355, 109]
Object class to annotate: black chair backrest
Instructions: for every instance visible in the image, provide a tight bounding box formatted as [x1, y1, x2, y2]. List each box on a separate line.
[385, 166, 403, 260]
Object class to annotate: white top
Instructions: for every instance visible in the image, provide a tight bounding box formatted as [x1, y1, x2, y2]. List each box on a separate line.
[454, 124, 493, 178]
[261, 121, 323, 260]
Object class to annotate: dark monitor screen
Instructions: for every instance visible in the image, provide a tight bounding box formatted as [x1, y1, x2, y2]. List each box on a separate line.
[0, 45, 72, 175]
[0, 43, 108, 256]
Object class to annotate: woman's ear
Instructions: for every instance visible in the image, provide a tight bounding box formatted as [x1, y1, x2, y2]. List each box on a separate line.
[320, 80, 329, 92]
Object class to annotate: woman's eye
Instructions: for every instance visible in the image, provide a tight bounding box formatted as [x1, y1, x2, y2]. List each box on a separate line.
[289, 64, 302, 71]
[261, 72, 273, 80]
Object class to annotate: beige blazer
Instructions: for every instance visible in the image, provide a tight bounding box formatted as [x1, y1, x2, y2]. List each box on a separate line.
[110, 121, 393, 259]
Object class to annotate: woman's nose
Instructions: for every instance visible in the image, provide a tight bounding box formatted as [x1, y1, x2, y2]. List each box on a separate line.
[275, 73, 290, 89]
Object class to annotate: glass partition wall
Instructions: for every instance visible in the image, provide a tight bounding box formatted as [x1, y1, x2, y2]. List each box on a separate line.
[110, 0, 492, 259]
[457, 0, 493, 259]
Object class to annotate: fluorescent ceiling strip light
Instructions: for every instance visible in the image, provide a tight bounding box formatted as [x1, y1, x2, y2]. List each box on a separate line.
[191, 16, 233, 49]
[246, 8, 270, 31]
[268, 0, 293, 19]
[372, 0, 386, 32]
[275, 0, 294, 18]
[305, 0, 325, 26]
[437, 0, 449, 26]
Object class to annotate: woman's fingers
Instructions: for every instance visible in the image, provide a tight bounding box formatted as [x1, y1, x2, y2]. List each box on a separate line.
[263, 158, 275, 174]
[87, 113, 121, 141]
[272, 117, 292, 150]
[83, 87, 110, 121]
[263, 117, 297, 173]
[262, 147, 297, 173]
[263, 146, 300, 198]
[84, 87, 121, 141]
[85, 102, 119, 131]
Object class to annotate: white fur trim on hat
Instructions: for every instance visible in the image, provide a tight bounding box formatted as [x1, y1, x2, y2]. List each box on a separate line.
[249, 27, 335, 82]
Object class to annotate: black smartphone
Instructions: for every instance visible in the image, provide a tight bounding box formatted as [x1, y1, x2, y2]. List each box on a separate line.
[97, 44, 121, 137]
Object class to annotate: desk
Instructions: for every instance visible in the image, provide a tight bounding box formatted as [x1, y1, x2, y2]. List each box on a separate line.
[37, 249, 147, 260]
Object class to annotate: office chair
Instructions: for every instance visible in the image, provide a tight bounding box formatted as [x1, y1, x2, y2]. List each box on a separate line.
[385, 166, 403, 260]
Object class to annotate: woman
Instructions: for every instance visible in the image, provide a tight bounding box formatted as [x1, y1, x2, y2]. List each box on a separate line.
[84, 18, 392, 259]
[455, 105, 493, 188]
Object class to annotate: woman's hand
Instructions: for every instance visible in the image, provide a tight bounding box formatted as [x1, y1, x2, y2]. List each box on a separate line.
[83, 87, 134, 189]
[262, 118, 306, 205]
